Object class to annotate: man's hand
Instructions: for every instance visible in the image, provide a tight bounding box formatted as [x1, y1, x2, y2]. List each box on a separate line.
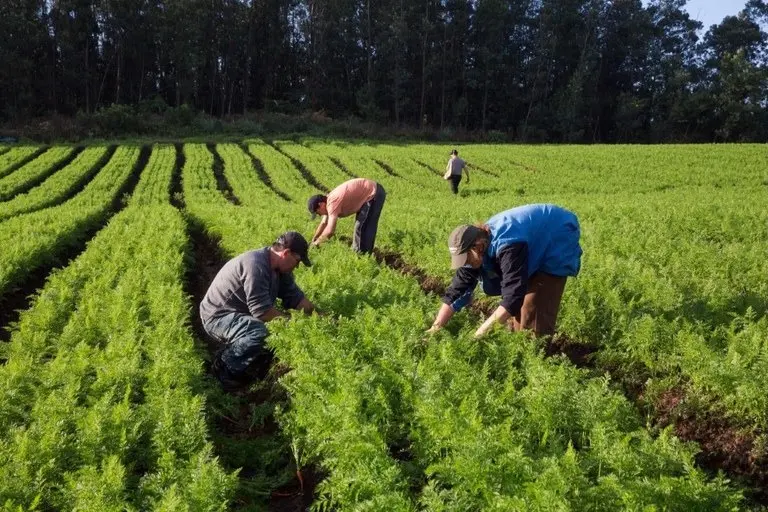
[473, 321, 493, 339]
[474, 305, 511, 339]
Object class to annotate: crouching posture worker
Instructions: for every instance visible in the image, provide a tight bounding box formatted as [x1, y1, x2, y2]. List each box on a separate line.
[200, 231, 316, 390]
[308, 178, 386, 254]
[427, 204, 582, 339]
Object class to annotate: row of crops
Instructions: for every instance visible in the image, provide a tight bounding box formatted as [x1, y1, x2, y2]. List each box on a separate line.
[0, 141, 765, 510]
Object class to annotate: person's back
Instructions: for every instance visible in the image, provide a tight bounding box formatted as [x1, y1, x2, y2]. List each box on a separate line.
[447, 156, 465, 175]
[486, 204, 581, 277]
[327, 178, 377, 218]
[200, 249, 275, 323]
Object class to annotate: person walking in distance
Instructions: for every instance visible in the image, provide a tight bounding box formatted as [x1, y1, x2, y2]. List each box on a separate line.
[426, 204, 582, 339]
[444, 149, 469, 195]
[308, 178, 386, 254]
[200, 231, 317, 390]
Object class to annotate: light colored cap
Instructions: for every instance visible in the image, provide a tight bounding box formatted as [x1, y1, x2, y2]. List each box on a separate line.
[448, 225, 484, 269]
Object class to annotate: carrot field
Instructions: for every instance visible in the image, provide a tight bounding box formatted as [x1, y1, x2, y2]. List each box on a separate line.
[0, 141, 766, 510]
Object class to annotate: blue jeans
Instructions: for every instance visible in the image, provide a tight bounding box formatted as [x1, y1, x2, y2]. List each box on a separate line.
[203, 312, 270, 378]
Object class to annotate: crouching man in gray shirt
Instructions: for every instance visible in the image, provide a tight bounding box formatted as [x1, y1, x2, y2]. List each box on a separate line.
[200, 231, 316, 390]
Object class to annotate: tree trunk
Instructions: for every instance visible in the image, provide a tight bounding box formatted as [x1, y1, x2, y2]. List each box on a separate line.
[440, 23, 447, 130]
[482, 77, 488, 131]
[420, 0, 429, 128]
[138, 56, 144, 102]
[115, 41, 122, 104]
[85, 39, 90, 113]
[367, 0, 372, 92]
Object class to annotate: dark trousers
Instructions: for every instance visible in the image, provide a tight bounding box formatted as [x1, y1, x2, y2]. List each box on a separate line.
[449, 175, 462, 194]
[450, 271, 567, 337]
[353, 183, 386, 253]
[507, 272, 567, 336]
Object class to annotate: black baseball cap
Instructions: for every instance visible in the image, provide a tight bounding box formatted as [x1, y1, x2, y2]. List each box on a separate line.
[276, 231, 312, 266]
[448, 225, 484, 269]
[307, 194, 327, 220]
[450, 149, 458, 155]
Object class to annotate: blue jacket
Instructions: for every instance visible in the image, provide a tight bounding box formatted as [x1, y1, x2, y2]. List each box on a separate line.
[486, 204, 581, 278]
[443, 204, 582, 313]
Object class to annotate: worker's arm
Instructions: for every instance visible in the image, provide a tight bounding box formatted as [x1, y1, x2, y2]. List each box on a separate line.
[312, 214, 339, 246]
[311, 216, 328, 243]
[426, 266, 479, 334]
[260, 306, 289, 322]
[294, 297, 316, 314]
[474, 244, 528, 338]
[426, 303, 455, 334]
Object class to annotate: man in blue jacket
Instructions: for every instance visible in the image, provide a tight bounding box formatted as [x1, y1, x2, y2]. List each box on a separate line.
[426, 204, 582, 338]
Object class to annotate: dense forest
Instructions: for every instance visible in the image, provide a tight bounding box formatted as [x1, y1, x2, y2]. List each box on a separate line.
[2, 0, 767, 142]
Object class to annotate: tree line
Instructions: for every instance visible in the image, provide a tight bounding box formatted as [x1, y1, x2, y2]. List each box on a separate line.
[2, 0, 767, 142]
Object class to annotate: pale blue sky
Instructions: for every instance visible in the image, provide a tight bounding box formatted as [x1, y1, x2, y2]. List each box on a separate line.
[641, 0, 747, 31]
[684, 0, 748, 30]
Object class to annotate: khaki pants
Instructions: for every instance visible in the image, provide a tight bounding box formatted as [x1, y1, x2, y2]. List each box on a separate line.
[507, 272, 567, 336]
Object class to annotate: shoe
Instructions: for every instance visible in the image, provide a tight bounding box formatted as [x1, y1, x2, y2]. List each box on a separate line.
[212, 357, 247, 393]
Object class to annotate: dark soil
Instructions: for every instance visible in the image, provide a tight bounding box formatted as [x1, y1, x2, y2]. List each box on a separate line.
[2, 146, 85, 198]
[412, 159, 442, 177]
[268, 141, 329, 193]
[371, 245, 446, 296]
[0, 146, 49, 178]
[508, 160, 537, 173]
[467, 163, 500, 178]
[327, 156, 358, 179]
[185, 220, 320, 511]
[240, 143, 292, 201]
[206, 143, 240, 204]
[269, 466, 323, 512]
[373, 159, 402, 178]
[653, 388, 768, 504]
[544, 334, 599, 368]
[170, 143, 185, 209]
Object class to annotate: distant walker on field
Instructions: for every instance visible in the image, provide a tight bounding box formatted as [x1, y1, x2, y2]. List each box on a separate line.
[200, 231, 317, 391]
[308, 178, 386, 254]
[444, 149, 470, 195]
[427, 204, 582, 339]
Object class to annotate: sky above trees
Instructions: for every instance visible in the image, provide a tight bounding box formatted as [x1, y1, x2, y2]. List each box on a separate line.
[683, 0, 748, 30]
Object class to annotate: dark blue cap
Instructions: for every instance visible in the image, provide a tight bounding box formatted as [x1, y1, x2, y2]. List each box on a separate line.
[307, 194, 327, 220]
[276, 231, 312, 266]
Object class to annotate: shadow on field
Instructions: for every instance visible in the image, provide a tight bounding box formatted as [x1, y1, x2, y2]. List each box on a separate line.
[459, 187, 501, 197]
[184, 216, 319, 511]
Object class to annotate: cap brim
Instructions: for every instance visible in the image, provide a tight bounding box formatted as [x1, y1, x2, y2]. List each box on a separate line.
[301, 254, 312, 267]
[450, 252, 468, 269]
[310, 212, 317, 220]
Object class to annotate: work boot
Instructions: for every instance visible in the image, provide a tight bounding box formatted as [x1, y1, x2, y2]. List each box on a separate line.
[211, 357, 247, 393]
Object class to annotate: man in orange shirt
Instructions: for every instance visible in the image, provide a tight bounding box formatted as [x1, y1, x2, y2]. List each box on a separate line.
[308, 178, 386, 254]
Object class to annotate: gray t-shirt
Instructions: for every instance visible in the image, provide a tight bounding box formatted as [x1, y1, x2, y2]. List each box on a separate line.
[199, 248, 305, 324]
[447, 157, 466, 176]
